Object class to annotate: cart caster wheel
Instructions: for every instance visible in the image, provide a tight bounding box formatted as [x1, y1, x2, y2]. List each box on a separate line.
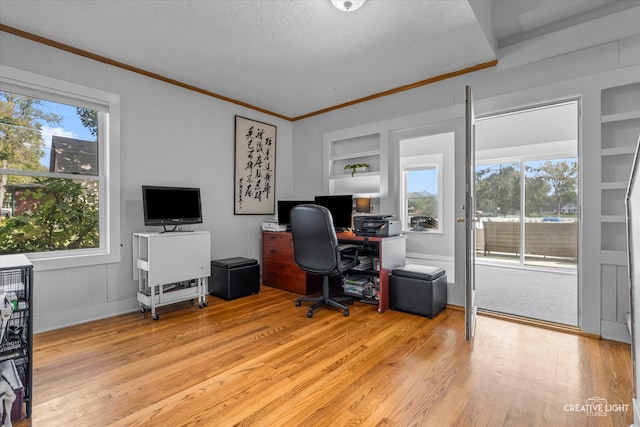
[343, 309, 349, 317]
[295, 301, 301, 307]
[152, 313, 159, 320]
[199, 301, 208, 308]
[203, 301, 208, 307]
[140, 307, 146, 313]
[307, 310, 313, 318]
[348, 300, 354, 305]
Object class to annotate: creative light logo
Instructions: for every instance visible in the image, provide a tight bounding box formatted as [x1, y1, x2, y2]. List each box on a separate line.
[564, 397, 629, 417]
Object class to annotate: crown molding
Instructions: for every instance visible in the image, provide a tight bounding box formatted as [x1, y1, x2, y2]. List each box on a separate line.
[1, 24, 497, 122]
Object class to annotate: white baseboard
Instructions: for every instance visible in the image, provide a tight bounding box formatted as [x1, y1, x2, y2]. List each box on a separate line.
[33, 297, 139, 333]
[601, 319, 632, 344]
[406, 253, 455, 263]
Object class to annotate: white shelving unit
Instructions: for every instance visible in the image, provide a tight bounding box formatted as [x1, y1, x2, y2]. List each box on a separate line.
[600, 82, 640, 331]
[133, 231, 211, 320]
[324, 133, 382, 196]
[601, 82, 640, 252]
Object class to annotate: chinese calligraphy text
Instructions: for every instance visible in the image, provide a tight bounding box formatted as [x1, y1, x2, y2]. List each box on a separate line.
[234, 116, 276, 215]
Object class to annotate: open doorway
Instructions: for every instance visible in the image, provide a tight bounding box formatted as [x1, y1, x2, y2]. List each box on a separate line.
[474, 100, 579, 326]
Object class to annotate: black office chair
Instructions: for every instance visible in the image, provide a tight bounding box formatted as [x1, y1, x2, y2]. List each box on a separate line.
[290, 204, 361, 318]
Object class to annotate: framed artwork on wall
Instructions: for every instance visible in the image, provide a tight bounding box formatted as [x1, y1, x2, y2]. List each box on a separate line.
[234, 116, 277, 215]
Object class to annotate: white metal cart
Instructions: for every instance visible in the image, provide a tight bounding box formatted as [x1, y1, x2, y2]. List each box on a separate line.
[133, 231, 211, 320]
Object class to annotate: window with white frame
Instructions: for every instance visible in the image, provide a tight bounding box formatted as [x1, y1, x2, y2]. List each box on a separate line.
[402, 164, 440, 231]
[0, 66, 120, 266]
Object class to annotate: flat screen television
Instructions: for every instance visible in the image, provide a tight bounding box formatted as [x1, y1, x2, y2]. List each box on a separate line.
[142, 185, 203, 232]
[277, 200, 314, 225]
[314, 195, 353, 231]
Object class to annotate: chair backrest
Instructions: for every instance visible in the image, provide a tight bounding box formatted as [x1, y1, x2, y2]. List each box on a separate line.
[290, 204, 340, 275]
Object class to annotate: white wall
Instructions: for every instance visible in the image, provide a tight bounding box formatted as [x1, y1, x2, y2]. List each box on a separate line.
[0, 32, 295, 332]
[292, 33, 640, 340]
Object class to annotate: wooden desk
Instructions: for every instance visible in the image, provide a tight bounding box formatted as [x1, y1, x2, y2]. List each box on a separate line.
[261, 230, 406, 312]
[261, 231, 322, 295]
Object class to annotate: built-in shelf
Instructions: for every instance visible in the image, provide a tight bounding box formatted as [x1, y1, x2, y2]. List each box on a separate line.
[601, 146, 637, 156]
[600, 249, 628, 266]
[329, 149, 381, 161]
[329, 171, 379, 180]
[600, 215, 626, 223]
[601, 110, 640, 123]
[601, 181, 629, 190]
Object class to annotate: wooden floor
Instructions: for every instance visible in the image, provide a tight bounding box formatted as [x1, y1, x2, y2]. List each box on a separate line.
[17, 285, 633, 426]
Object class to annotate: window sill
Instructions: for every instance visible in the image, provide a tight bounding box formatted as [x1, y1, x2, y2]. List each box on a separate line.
[25, 248, 121, 271]
[404, 229, 443, 235]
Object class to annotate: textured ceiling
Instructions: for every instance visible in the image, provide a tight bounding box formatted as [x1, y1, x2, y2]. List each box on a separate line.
[0, 0, 629, 120]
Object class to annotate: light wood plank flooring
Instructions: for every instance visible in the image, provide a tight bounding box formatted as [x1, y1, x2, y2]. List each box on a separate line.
[17, 285, 632, 426]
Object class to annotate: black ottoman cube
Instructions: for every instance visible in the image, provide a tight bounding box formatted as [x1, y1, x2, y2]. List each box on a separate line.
[209, 257, 260, 300]
[389, 264, 447, 318]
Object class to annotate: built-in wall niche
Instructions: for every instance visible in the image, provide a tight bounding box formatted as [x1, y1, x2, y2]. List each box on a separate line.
[601, 82, 640, 116]
[601, 119, 640, 151]
[326, 133, 381, 196]
[329, 133, 379, 160]
[601, 188, 627, 216]
[329, 154, 381, 177]
[602, 154, 635, 183]
[602, 222, 627, 252]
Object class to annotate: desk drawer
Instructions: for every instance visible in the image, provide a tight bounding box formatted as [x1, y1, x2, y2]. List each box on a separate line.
[262, 245, 292, 263]
[261, 231, 322, 295]
[263, 232, 293, 250]
[262, 261, 306, 293]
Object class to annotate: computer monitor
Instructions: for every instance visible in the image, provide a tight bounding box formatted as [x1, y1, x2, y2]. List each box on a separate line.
[277, 200, 313, 225]
[314, 195, 353, 231]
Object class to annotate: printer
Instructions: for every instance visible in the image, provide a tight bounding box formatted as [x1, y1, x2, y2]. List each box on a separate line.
[354, 215, 402, 237]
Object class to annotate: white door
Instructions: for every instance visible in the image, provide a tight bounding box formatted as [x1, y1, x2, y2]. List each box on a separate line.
[465, 86, 477, 341]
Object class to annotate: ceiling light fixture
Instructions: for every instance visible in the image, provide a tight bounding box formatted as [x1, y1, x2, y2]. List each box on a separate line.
[331, 0, 366, 12]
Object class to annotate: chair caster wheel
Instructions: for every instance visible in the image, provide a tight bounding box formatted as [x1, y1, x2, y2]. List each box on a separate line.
[295, 301, 301, 307]
[348, 300, 354, 305]
[343, 309, 349, 317]
[307, 310, 313, 318]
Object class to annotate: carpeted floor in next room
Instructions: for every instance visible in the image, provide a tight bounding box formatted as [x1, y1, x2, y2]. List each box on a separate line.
[406, 258, 578, 326]
[475, 263, 577, 326]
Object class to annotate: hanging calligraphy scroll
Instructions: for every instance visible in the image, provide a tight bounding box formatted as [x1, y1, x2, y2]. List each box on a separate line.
[234, 116, 277, 215]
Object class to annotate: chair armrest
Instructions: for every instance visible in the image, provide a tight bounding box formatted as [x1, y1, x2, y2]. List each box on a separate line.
[337, 244, 361, 261]
[336, 244, 361, 271]
[337, 244, 361, 252]
[337, 244, 361, 255]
